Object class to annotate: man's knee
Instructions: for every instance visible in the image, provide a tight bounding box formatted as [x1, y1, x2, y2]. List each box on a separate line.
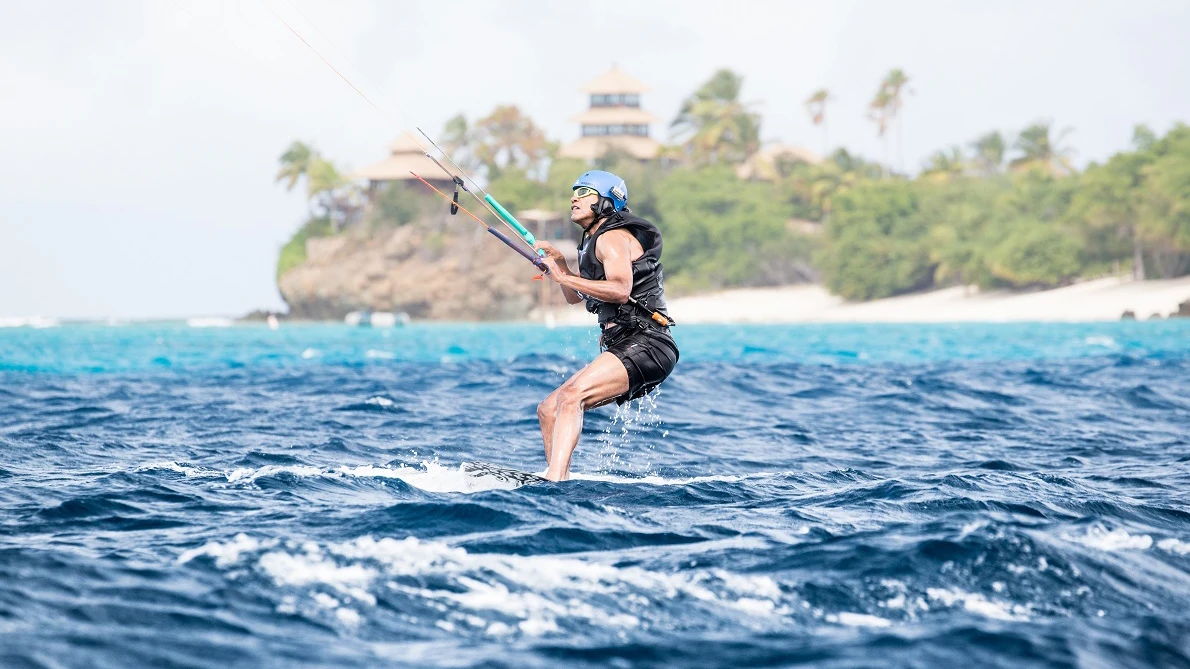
[555, 384, 586, 412]
[537, 393, 558, 421]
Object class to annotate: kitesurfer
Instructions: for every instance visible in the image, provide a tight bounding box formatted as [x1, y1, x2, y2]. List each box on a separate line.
[533, 171, 678, 481]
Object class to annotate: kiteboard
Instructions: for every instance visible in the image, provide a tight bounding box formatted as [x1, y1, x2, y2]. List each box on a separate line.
[461, 462, 548, 487]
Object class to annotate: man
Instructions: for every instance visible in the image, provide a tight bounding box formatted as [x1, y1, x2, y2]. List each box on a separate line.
[533, 170, 679, 481]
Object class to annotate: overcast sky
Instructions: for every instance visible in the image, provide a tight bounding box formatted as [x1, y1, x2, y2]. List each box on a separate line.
[2, 0, 1188, 320]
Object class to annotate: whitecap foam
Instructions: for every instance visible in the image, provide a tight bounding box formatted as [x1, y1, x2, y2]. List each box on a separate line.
[134, 461, 224, 479]
[226, 464, 324, 484]
[926, 588, 1030, 622]
[177, 533, 275, 567]
[337, 462, 530, 493]
[342, 462, 771, 493]
[364, 396, 395, 407]
[1083, 335, 1118, 348]
[189, 533, 788, 636]
[365, 350, 395, 360]
[300, 348, 320, 359]
[1157, 538, 1190, 555]
[1066, 525, 1153, 551]
[827, 612, 893, 628]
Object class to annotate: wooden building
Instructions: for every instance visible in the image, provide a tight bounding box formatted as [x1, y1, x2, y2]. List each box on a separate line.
[352, 135, 460, 192]
[559, 66, 662, 161]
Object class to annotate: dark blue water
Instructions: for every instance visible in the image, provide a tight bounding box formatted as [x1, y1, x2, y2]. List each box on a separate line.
[2, 322, 1189, 668]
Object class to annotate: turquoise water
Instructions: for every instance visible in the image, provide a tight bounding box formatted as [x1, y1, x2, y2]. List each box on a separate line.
[1, 321, 1188, 668]
[3, 321, 1187, 372]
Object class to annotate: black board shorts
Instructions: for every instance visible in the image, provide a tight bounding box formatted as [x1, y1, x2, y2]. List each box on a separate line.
[602, 325, 679, 405]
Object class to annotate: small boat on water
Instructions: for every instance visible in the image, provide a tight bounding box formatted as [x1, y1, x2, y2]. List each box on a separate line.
[344, 311, 410, 328]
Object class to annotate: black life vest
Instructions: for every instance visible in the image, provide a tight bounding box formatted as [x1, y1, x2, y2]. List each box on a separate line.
[576, 211, 670, 329]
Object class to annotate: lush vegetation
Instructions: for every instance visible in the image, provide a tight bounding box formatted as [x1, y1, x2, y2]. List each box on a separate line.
[277, 68, 1190, 299]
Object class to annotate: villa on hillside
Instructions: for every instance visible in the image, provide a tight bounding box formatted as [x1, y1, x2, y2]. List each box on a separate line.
[736, 143, 823, 181]
[352, 135, 460, 193]
[558, 66, 662, 161]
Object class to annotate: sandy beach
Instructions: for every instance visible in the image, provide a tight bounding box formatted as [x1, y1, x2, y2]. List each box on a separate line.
[547, 276, 1190, 325]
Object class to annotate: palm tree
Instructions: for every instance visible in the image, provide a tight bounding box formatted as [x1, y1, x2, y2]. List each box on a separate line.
[671, 69, 761, 165]
[804, 88, 832, 156]
[879, 69, 911, 172]
[921, 146, 966, 182]
[969, 131, 1007, 176]
[275, 141, 358, 233]
[1009, 121, 1076, 176]
[867, 89, 892, 177]
[276, 141, 315, 191]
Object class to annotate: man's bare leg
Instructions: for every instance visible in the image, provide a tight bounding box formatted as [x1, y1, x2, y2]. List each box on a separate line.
[544, 352, 629, 481]
[537, 390, 559, 466]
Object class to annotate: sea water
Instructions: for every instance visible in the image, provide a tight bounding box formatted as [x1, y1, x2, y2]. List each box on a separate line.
[1, 321, 1188, 668]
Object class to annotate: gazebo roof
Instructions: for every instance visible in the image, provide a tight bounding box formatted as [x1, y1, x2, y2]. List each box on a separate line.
[387, 134, 427, 154]
[351, 134, 462, 182]
[580, 66, 650, 94]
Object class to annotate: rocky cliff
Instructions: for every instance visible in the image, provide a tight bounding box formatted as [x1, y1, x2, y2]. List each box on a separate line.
[278, 211, 570, 321]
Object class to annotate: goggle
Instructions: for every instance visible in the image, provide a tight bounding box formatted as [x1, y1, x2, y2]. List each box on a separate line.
[572, 186, 600, 199]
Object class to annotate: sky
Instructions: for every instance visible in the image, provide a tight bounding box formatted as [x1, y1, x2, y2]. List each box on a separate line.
[1, 0, 1188, 320]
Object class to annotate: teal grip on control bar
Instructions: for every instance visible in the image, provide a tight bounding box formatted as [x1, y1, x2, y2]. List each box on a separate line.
[485, 194, 544, 256]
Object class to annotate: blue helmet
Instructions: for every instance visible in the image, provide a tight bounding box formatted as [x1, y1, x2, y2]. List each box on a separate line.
[572, 170, 628, 212]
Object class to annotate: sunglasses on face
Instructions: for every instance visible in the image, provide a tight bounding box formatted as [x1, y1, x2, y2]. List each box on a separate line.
[572, 186, 600, 199]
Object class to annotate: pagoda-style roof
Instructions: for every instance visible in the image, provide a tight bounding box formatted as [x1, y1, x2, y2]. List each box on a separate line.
[351, 134, 462, 182]
[559, 136, 661, 161]
[569, 107, 660, 125]
[580, 66, 650, 94]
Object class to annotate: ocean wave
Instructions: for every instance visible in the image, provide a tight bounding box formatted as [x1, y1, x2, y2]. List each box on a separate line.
[182, 533, 791, 638]
[3, 323, 1189, 668]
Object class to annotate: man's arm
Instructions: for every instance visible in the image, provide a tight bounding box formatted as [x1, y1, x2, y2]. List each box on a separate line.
[547, 230, 634, 305]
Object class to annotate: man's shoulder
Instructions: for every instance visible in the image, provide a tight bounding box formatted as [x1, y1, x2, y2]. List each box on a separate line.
[593, 227, 638, 255]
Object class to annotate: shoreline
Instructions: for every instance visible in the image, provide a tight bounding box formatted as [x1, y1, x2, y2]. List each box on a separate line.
[546, 276, 1190, 325]
[4, 277, 1189, 328]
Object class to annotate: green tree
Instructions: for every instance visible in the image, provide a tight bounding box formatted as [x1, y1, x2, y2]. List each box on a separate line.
[984, 218, 1082, 287]
[1137, 124, 1190, 277]
[1069, 151, 1150, 278]
[921, 146, 966, 182]
[970, 131, 1007, 176]
[275, 141, 315, 191]
[274, 141, 358, 233]
[653, 166, 813, 290]
[670, 69, 762, 165]
[1010, 121, 1076, 176]
[1132, 124, 1157, 152]
[804, 88, 832, 156]
[980, 170, 1080, 288]
[917, 179, 1004, 287]
[471, 105, 550, 180]
[817, 181, 934, 299]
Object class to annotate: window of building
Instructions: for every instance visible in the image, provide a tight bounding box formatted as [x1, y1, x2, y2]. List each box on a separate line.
[589, 93, 642, 108]
[582, 124, 651, 137]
